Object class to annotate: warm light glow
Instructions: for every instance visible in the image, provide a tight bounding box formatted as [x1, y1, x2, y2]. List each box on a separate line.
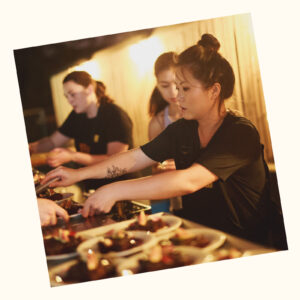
[74, 60, 101, 79]
[129, 36, 164, 76]
[55, 275, 63, 283]
[121, 269, 133, 276]
[101, 259, 110, 266]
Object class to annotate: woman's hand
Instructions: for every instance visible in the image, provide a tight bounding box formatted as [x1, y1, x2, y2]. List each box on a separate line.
[41, 166, 81, 187]
[37, 198, 69, 227]
[47, 148, 75, 167]
[81, 185, 118, 217]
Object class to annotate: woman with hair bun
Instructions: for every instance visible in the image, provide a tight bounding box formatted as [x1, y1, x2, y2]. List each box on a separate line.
[147, 52, 182, 213]
[30, 71, 133, 190]
[42, 34, 274, 246]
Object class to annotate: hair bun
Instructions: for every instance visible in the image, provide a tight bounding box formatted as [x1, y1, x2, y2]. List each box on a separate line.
[197, 34, 220, 52]
[96, 80, 106, 92]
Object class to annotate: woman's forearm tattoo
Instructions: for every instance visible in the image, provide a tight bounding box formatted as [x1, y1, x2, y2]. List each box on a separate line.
[105, 165, 127, 179]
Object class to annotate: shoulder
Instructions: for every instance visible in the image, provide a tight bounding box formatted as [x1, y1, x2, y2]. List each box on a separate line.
[226, 111, 260, 139]
[101, 103, 131, 120]
[148, 113, 164, 140]
[152, 111, 165, 127]
[101, 102, 124, 114]
[222, 112, 261, 152]
[158, 118, 196, 140]
[61, 110, 79, 124]
[66, 110, 76, 118]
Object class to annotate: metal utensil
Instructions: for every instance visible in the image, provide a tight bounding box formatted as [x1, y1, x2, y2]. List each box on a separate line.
[35, 177, 60, 194]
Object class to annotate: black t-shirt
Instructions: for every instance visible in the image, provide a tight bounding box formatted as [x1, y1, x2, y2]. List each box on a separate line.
[59, 102, 133, 153]
[141, 111, 268, 240]
[58, 102, 134, 190]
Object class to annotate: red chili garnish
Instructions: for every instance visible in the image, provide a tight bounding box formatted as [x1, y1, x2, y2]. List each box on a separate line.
[105, 229, 115, 237]
[68, 231, 77, 237]
[162, 255, 174, 265]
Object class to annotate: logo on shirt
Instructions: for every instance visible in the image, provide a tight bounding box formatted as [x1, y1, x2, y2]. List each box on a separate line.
[94, 134, 100, 143]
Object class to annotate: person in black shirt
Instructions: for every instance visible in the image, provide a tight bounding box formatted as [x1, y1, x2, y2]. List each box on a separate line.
[42, 35, 272, 245]
[29, 71, 133, 190]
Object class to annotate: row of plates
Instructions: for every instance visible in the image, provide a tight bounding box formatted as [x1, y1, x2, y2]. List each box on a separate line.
[48, 215, 276, 286]
[46, 214, 180, 260]
[49, 245, 214, 286]
[47, 215, 227, 261]
[48, 215, 232, 286]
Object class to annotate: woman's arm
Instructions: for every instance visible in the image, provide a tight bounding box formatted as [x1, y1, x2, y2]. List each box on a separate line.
[82, 163, 219, 216]
[73, 141, 129, 165]
[42, 147, 156, 187]
[29, 131, 70, 154]
[47, 141, 129, 167]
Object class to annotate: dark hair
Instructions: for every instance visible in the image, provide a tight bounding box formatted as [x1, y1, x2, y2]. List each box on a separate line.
[63, 71, 113, 105]
[148, 87, 168, 117]
[176, 34, 235, 101]
[148, 52, 177, 117]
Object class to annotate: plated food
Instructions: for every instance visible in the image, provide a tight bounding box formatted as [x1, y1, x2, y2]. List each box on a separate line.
[44, 229, 85, 260]
[125, 211, 182, 236]
[49, 251, 116, 286]
[117, 244, 211, 275]
[97, 230, 144, 253]
[163, 227, 227, 252]
[33, 168, 70, 201]
[126, 211, 167, 232]
[77, 230, 157, 259]
[56, 198, 83, 216]
[77, 212, 182, 239]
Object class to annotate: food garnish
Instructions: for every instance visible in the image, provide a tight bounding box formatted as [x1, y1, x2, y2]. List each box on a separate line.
[149, 245, 163, 263]
[87, 249, 99, 270]
[138, 210, 147, 226]
[174, 228, 196, 240]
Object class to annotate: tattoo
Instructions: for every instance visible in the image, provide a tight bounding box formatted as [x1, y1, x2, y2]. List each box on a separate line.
[105, 165, 127, 179]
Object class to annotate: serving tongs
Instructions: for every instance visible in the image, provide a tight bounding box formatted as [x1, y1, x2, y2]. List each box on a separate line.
[35, 177, 60, 194]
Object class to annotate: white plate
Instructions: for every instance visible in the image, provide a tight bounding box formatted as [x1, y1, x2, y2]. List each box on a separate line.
[158, 228, 227, 253]
[77, 231, 158, 259]
[48, 258, 117, 286]
[46, 251, 79, 262]
[45, 232, 86, 261]
[117, 246, 212, 275]
[78, 214, 182, 238]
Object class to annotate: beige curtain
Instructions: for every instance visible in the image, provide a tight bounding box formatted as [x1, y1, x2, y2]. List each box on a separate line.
[50, 13, 274, 163]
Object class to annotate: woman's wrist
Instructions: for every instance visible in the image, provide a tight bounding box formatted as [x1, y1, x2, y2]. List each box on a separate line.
[71, 151, 79, 163]
[105, 182, 122, 203]
[77, 166, 89, 182]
